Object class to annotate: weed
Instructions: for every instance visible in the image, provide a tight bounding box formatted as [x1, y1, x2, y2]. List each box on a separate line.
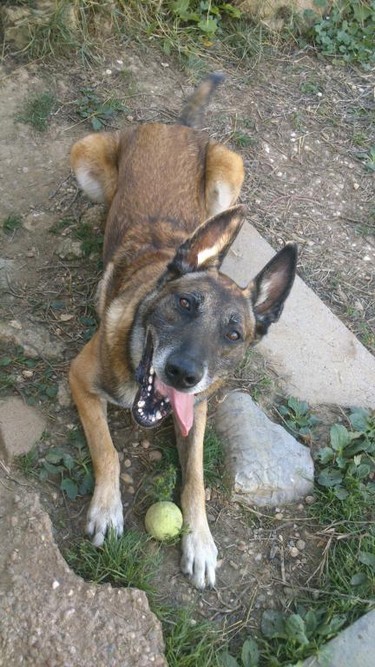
[73, 87, 125, 131]
[170, 0, 242, 42]
[231, 130, 255, 149]
[0, 345, 58, 404]
[18, 427, 94, 500]
[356, 145, 375, 172]
[3, 213, 22, 235]
[277, 396, 319, 443]
[314, 408, 375, 506]
[304, 0, 375, 66]
[49, 216, 76, 235]
[17, 91, 56, 132]
[73, 220, 103, 257]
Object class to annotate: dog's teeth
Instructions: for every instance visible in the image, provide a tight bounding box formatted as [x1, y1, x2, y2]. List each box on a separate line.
[156, 410, 162, 420]
[148, 384, 152, 391]
[150, 366, 154, 374]
[151, 415, 156, 422]
[148, 375, 153, 383]
[138, 400, 145, 407]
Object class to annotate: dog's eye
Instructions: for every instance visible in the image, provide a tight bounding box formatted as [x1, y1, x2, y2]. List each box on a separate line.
[226, 330, 241, 342]
[179, 297, 191, 311]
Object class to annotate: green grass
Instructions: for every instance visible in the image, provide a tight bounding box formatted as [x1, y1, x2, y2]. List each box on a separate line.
[0, 345, 58, 404]
[3, 213, 22, 234]
[17, 91, 56, 131]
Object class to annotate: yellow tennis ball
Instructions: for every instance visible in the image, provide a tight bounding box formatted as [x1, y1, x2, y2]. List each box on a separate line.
[145, 501, 183, 541]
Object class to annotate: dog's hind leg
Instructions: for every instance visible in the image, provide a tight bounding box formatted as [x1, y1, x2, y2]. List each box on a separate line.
[205, 142, 245, 218]
[175, 400, 218, 589]
[70, 132, 121, 205]
[69, 333, 123, 545]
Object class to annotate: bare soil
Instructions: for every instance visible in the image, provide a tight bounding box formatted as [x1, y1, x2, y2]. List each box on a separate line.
[0, 43, 374, 639]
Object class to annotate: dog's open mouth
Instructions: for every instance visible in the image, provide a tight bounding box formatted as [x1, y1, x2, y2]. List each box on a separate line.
[132, 332, 194, 437]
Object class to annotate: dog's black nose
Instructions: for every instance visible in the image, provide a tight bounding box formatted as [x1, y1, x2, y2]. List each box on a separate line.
[165, 354, 204, 390]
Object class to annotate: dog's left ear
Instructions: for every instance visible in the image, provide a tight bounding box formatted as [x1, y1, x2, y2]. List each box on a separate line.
[248, 243, 297, 338]
[166, 205, 246, 277]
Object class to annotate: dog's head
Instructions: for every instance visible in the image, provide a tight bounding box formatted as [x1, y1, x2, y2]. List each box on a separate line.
[132, 206, 297, 436]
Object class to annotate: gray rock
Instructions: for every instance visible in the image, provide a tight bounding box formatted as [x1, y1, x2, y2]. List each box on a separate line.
[56, 238, 83, 260]
[215, 391, 314, 506]
[0, 257, 15, 289]
[301, 609, 375, 667]
[0, 319, 65, 358]
[0, 475, 166, 667]
[0, 396, 46, 462]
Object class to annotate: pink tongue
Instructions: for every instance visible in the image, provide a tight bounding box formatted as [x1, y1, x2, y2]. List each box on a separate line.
[155, 379, 194, 437]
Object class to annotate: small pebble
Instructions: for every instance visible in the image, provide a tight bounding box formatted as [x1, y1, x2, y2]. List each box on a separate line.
[128, 485, 135, 495]
[305, 495, 316, 505]
[124, 458, 132, 468]
[52, 580, 60, 589]
[275, 512, 284, 520]
[141, 440, 150, 449]
[296, 539, 306, 551]
[121, 473, 134, 485]
[205, 487, 211, 502]
[289, 546, 299, 558]
[149, 450, 162, 462]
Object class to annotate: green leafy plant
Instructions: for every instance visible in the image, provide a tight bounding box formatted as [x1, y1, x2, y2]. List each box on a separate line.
[278, 397, 319, 442]
[316, 409, 375, 502]
[219, 637, 260, 667]
[3, 213, 22, 234]
[170, 0, 241, 41]
[74, 87, 124, 131]
[0, 346, 58, 404]
[356, 145, 375, 172]
[305, 0, 375, 66]
[17, 91, 56, 131]
[20, 428, 94, 500]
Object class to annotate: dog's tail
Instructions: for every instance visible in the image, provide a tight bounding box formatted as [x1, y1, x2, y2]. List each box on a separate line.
[178, 72, 225, 129]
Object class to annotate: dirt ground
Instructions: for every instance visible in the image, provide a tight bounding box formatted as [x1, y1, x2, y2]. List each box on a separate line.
[0, 42, 374, 638]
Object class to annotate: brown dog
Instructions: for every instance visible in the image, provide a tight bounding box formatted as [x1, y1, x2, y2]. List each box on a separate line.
[69, 73, 297, 589]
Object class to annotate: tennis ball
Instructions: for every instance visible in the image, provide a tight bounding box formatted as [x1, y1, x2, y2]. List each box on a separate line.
[145, 501, 183, 541]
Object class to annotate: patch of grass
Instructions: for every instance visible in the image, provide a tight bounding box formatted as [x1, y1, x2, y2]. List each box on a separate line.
[277, 396, 319, 444]
[66, 529, 160, 592]
[3, 213, 22, 235]
[17, 91, 56, 131]
[73, 220, 103, 257]
[18, 426, 94, 500]
[49, 216, 76, 235]
[356, 145, 375, 172]
[231, 130, 256, 149]
[303, 0, 375, 67]
[73, 87, 125, 131]
[222, 408, 375, 666]
[0, 345, 58, 404]
[66, 530, 221, 666]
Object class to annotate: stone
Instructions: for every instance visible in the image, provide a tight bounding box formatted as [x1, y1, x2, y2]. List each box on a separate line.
[0, 319, 65, 358]
[0, 475, 166, 667]
[56, 238, 83, 260]
[0, 396, 46, 462]
[0, 258, 15, 289]
[215, 391, 314, 507]
[222, 222, 375, 409]
[302, 609, 375, 667]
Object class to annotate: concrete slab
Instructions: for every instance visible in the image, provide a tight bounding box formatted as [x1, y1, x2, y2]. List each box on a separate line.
[301, 609, 375, 667]
[222, 222, 375, 408]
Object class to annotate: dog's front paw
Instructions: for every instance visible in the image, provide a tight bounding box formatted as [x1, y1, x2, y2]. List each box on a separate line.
[86, 485, 124, 547]
[181, 525, 218, 589]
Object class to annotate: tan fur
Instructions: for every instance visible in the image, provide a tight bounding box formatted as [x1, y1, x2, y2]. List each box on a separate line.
[69, 122, 244, 587]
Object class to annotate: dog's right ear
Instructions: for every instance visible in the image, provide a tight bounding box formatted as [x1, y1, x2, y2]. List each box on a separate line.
[165, 205, 246, 280]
